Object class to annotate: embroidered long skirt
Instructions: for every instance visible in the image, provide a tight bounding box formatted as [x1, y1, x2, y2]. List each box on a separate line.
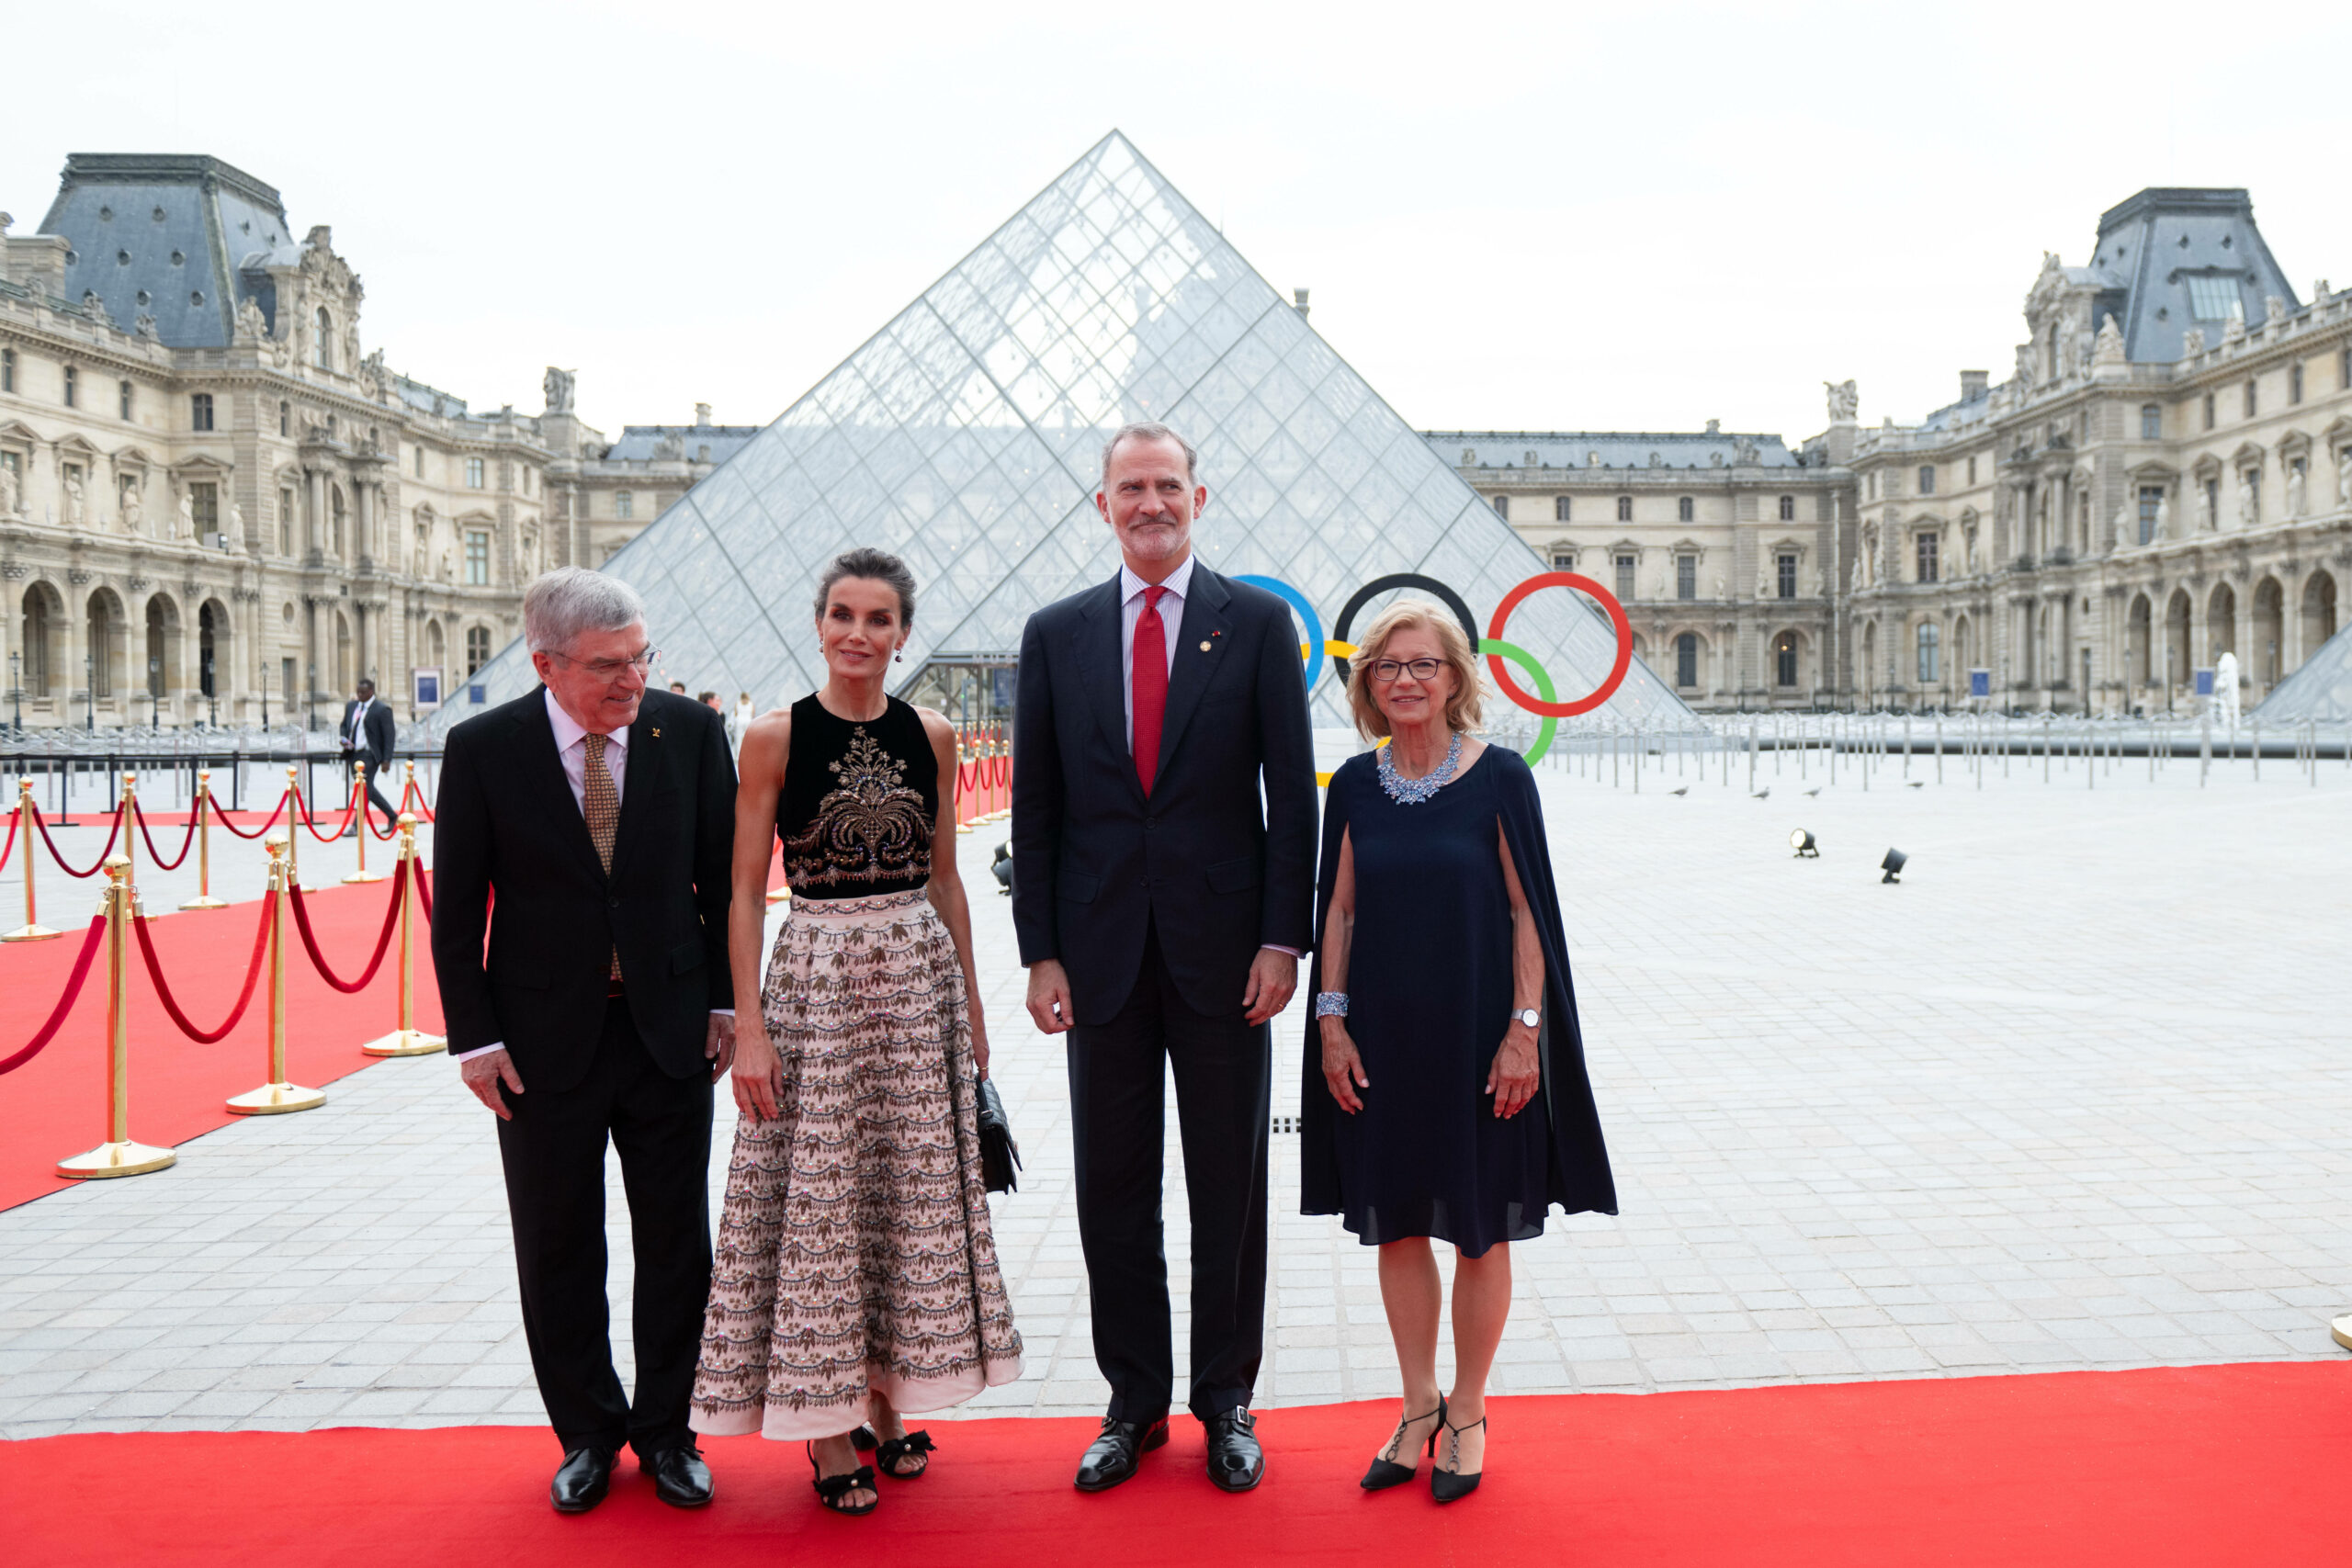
[689, 889, 1023, 1440]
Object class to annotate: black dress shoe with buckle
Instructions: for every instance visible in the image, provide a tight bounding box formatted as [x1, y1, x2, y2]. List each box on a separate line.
[1204, 1407, 1263, 1493]
[645, 1443, 714, 1508]
[550, 1446, 614, 1513]
[1074, 1415, 1169, 1492]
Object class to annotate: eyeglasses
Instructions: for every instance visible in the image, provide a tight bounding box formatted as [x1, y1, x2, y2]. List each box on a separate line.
[1368, 658, 1446, 683]
[549, 647, 659, 682]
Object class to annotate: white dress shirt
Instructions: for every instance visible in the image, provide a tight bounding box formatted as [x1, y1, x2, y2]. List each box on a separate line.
[454, 690, 727, 1066]
[1113, 553, 1297, 964]
[1118, 551, 1193, 749]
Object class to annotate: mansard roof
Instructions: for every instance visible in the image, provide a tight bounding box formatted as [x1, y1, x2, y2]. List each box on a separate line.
[605, 425, 765, 464]
[39, 153, 296, 351]
[2088, 187, 2298, 364]
[1423, 430, 1804, 471]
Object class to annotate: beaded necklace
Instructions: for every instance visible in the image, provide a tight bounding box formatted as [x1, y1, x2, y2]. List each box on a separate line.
[1376, 729, 1463, 805]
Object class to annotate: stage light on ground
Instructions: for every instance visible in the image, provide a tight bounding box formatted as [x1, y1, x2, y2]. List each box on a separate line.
[1882, 848, 1907, 884]
[1790, 829, 1817, 858]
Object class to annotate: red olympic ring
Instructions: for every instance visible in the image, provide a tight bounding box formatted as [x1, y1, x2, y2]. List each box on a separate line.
[1485, 572, 1634, 717]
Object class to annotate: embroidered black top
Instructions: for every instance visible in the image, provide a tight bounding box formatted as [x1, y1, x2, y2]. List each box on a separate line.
[778, 694, 939, 901]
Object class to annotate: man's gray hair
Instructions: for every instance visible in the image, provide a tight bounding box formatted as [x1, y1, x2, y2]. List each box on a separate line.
[1101, 421, 1199, 488]
[525, 568, 647, 654]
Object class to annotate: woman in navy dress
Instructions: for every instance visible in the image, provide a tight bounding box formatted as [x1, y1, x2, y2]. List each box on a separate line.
[1301, 601, 1614, 1502]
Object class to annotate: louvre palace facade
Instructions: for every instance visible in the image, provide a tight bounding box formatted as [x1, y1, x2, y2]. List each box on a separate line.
[7, 154, 2346, 728]
[0, 152, 746, 729]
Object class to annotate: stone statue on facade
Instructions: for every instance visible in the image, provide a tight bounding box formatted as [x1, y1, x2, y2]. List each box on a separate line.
[2199, 482, 2216, 532]
[1825, 379, 1859, 422]
[234, 295, 268, 343]
[2154, 491, 2170, 539]
[2093, 313, 2126, 367]
[2236, 474, 2255, 529]
[2055, 315, 2079, 379]
[2338, 450, 2351, 508]
[2013, 343, 2036, 394]
[439, 547, 454, 582]
[543, 367, 575, 414]
[2181, 327, 2205, 358]
[1734, 436, 1759, 466]
[0, 461, 19, 518]
[179, 490, 197, 539]
[2286, 462, 2306, 518]
[121, 482, 143, 536]
[62, 471, 85, 526]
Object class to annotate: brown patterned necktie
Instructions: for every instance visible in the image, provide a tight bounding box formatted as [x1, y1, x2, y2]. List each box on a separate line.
[583, 732, 621, 980]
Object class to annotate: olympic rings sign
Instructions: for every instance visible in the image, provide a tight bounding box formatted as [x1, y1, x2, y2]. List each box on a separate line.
[1231, 570, 1635, 764]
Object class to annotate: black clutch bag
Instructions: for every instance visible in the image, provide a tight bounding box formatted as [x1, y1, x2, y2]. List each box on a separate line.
[976, 1078, 1022, 1194]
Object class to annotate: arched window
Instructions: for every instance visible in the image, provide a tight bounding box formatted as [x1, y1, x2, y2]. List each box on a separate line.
[1491, 494, 1509, 521]
[1674, 632, 1698, 689]
[198, 601, 219, 699]
[1778, 494, 1794, 521]
[1677, 496, 1693, 523]
[1916, 622, 1940, 683]
[1615, 495, 1632, 522]
[315, 307, 334, 371]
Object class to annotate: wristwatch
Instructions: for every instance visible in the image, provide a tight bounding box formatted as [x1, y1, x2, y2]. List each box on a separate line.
[1514, 1008, 1540, 1030]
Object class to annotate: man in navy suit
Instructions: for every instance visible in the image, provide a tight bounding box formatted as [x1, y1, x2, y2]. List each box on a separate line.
[1012, 423, 1317, 1494]
[338, 679, 399, 836]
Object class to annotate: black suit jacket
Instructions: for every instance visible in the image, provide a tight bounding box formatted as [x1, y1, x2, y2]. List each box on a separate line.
[430, 686, 737, 1092]
[1012, 563, 1317, 1024]
[343, 699, 395, 772]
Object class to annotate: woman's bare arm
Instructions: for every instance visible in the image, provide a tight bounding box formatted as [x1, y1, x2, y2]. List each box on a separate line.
[727, 710, 790, 1120]
[921, 711, 989, 1078]
[1488, 822, 1544, 1119]
[1317, 827, 1367, 1113]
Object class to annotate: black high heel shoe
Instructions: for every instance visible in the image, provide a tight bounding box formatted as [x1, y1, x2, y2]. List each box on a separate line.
[1430, 1413, 1486, 1504]
[851, 1423, 935, 1479]
[1360, 1396, 1445, 1491]
[807, 1441, 878, 1516]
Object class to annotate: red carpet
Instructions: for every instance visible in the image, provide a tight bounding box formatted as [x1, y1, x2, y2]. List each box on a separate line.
[0, 879, 442, 1211]
[3, 1365, 2345, 1565]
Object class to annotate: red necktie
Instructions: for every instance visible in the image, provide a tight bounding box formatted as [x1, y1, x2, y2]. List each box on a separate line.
[1133, 584, 1169, 796]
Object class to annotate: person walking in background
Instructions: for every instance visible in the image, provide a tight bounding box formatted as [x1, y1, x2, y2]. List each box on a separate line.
[1012, 422, 1317, 1495]
[338, 678, 398, 837]
[693, 547, 1021, 1517]
[1303, 602, 1614, 1503]
[432, 568, 739, 1515]
[729, 691, 754, 757]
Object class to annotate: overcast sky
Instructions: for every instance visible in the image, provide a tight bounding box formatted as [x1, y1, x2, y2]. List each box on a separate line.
[12, 3, 2349, 450]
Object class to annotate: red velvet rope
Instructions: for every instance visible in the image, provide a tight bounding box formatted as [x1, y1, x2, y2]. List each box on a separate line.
[0, 805, 15, 876]
[0, 916, 108, 1075]
[413, 863, 432, 923]
[31, 804, 124, 877]
[210, 791, 290, 840]
[131, 899, 273, 1043]
[133, 801, 200, 871]
[285, 861, 406, 993]
[399, 780, 435, 823]
[295, 784, 357, 844]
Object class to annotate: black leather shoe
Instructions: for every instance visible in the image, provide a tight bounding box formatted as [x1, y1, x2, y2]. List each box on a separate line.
[1074, 1416, 1169, 1492]
[645, 1443, 714, 1508]
[1204, 1407, 1264, 1493]
[550, 1447, 613, 1514]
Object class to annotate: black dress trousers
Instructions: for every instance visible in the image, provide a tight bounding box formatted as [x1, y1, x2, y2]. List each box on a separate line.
[495, 995, 714, 1458]
[1067, 919, 1271, 1425]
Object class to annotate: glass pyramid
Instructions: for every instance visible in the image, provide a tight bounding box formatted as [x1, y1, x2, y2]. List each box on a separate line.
[434, 131, 1693, 738]
[2253, 624, 2352, 723]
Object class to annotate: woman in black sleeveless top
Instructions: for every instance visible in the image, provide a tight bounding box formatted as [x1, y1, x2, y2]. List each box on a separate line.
[689, 549, 1022, 1516]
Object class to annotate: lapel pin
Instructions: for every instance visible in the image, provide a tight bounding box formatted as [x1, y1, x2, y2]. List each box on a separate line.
[651, 728, 662, 739]
[1199, 640, 1212, 652]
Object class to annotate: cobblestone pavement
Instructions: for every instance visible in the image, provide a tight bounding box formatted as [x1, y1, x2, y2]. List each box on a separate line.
[4, 750, 2348, 1439]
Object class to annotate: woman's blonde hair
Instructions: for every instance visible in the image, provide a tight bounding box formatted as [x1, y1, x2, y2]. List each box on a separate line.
[1345, 600, 1486, 741]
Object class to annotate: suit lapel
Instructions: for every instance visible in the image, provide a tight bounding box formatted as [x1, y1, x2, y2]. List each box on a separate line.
[607, 694, 662, 882]
[1074, 576, 1143, 800]
[514, 687, 606, 882]
[1154, 566, 1232, 781]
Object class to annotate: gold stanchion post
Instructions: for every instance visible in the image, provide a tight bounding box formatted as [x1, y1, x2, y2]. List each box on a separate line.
[341, 761, 385, 884]
[227, 835, 327, 1113]
[121, 772, 139, 894]
[180, 769, 228, 909]
[57, 856, 177, 1178]
[4, 776, 60, 942]
[363, 813, 446, 1057]
[283, 766, 316, 893]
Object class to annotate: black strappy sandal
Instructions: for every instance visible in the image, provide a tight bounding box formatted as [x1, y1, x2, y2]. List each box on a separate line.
[850, 1424, 935, 1480]
[807, 1442, 878, 1517]
[1430, 1413, 1486, 1504]
[1360, 1396, 1445, 1491]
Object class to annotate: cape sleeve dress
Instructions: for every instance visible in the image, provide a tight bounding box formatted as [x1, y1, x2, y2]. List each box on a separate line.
[1299, 746, 1616, 1257]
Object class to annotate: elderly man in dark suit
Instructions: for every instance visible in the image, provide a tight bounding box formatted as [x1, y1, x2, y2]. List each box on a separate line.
[1012, 422, 1317, 1495]
[338, 678, 399, 836]
[433, 569, 738, 1515]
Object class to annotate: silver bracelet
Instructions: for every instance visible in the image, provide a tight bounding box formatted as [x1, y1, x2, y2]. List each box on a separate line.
[1313, 991, 1349, 1018]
